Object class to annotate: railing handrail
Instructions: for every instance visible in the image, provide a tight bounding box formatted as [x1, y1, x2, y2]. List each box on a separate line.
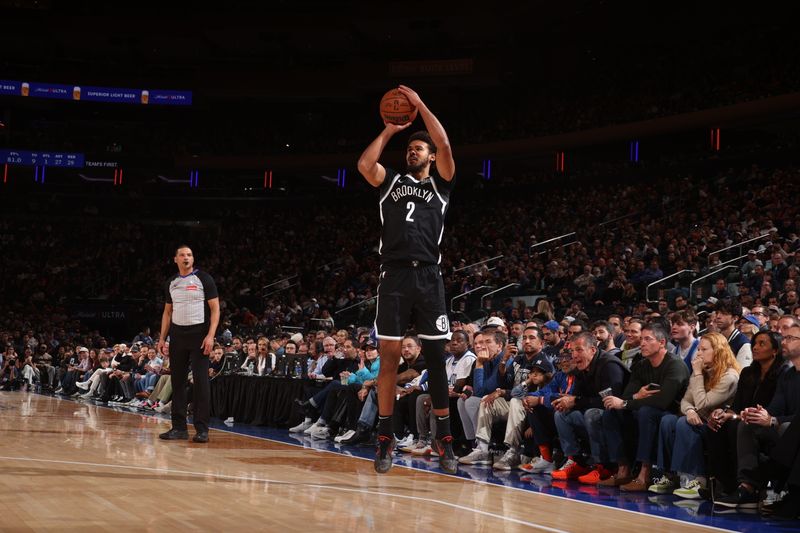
[707, 233, 770, 258]
[261, 274, 298, 291]
[689, 260, 744, 303]
[450, 285, 493, 314]
[597, 211, 640, 227]
[453, 255, 504, 273]
[262, 282, 300, 299]
[646, 269, 694, 303]
[480, 283, 521, 303]
[334, 296, 378, 315]
[529, 232, 576, 252]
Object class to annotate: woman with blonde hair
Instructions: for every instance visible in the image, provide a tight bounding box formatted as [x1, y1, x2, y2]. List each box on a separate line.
[651, 332, 741, 498]
[533, 299, 555, 321]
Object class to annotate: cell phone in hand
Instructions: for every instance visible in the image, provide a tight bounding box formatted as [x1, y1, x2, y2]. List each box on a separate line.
[599, 387, 613, 398]
[646, 383, 661, 391]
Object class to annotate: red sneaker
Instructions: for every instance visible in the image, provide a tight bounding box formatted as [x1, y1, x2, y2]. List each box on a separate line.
[551, 459, 592, 480]
[577, 464, 613, 484]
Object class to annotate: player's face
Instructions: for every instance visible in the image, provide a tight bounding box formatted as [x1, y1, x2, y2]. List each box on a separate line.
[406, 141, 434, 173]
[175, 247, 194, 270]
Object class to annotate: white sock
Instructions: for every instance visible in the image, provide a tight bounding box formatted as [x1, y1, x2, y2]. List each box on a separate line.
[304, 417, 313, 423]
[476, 439, 489, 452]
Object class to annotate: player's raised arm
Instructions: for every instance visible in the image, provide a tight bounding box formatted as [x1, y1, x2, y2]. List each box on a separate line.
[358, 122, 412, 187]
[397, 85, 455, 181]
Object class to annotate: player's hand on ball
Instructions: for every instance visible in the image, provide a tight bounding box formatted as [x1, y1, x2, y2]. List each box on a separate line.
[397, 85, 422, 108]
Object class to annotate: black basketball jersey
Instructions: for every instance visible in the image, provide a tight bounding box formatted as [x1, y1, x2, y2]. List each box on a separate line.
[378, 168, 455, 265]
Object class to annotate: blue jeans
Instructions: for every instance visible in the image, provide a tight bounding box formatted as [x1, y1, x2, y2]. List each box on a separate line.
[603, 405, 669, 465]
[659, 414, 708, 476]
[312, 380, 346, 413]
[556, 408, 607, 462]
[357, 389, 378, 429]
[555, 410, 587, 456]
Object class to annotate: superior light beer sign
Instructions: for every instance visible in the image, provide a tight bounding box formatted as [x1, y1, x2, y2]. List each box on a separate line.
[0, 80, 191, 106]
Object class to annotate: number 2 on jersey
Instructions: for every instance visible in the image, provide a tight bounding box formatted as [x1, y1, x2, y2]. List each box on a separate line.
[405, 201, 416, 222]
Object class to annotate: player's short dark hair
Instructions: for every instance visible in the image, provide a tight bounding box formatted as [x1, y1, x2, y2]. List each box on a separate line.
[408, 131, 436, 153]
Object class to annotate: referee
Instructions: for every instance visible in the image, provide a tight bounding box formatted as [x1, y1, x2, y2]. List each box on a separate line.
[157, 245, 220, 443]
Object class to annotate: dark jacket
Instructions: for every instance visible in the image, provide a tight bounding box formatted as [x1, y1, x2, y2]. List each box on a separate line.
[731, 358, 786, 412]
[320, 357, 359, 378]
[768, 365, 800, 424]
[574, 350, 630, 411]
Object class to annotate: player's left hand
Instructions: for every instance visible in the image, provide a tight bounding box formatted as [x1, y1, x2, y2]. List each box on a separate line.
[397, 85, 422, 108]
[201, 335, 214, 356]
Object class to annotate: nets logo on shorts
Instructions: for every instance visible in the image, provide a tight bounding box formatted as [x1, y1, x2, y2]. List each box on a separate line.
[436, 315, 449, 333]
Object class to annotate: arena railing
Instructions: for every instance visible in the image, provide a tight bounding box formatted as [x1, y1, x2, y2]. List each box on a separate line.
[646, 269, 696, 303]
[450, 285, 493, 314]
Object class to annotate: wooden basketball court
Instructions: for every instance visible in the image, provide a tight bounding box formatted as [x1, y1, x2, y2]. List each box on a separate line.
[0, 392, 738, 532]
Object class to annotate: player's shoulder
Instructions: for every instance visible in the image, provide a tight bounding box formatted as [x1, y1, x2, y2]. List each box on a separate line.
[433, 172, 456, 186]
[384, 167, 403, 182]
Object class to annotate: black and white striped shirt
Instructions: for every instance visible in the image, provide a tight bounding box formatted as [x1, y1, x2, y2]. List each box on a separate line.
[166, 269, 218, 327]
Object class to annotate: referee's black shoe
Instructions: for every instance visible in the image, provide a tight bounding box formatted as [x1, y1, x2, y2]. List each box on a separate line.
[192, 432, 209, 443]
[159, 428, 189, 440]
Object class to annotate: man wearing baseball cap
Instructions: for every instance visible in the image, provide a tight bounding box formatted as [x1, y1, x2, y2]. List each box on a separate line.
[540, 320, 563, 363]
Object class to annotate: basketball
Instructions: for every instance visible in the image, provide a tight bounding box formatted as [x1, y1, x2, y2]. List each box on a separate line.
[379, 89, 418, 124]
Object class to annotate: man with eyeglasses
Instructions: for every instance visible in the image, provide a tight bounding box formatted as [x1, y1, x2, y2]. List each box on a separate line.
[750, 305, 769, 329]
[717, 316, 800, 511]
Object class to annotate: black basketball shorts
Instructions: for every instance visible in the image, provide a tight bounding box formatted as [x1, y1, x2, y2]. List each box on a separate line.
[374, 264, 451, 341]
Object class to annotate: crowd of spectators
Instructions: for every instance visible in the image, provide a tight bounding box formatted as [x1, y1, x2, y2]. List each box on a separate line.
[2, 157, 800, 520]
[2, 161, 799, 351]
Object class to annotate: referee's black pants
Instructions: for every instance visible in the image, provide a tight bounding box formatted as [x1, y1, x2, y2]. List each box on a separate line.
[169, 323, 210, 434]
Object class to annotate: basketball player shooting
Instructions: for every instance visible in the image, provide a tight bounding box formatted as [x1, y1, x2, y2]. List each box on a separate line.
[357, 85, 457, 474]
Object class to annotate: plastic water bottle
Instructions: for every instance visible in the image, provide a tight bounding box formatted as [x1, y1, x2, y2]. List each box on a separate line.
[293, 359, 302, 379]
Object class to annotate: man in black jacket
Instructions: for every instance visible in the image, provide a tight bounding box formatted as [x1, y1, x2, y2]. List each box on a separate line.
[551, 331, 628, 482]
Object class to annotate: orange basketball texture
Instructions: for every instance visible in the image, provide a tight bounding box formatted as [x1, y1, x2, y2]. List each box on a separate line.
[379, 89, 418, 124]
